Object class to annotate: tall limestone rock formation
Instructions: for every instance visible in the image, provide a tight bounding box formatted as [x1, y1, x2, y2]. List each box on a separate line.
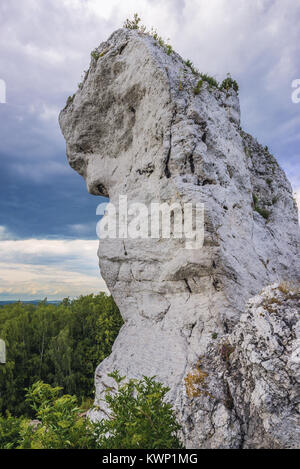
[59, 28, 300, 448]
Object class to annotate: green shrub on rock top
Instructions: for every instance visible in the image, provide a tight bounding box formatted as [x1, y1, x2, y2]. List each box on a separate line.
[184, 59, 199, 75]
[123, 13, 142, 30]
[200, 73, 219, 88]
[122, 14, 239, 95]
[91, 49, 100, 60]
[220, 74, 239, 93]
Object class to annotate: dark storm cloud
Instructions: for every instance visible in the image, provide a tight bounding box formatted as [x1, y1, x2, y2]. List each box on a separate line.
[0, 0, 299, 299]
[0, 0, 299, 191]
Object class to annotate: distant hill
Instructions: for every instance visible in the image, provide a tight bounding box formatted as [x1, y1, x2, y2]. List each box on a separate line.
[0, 300, 61, 305]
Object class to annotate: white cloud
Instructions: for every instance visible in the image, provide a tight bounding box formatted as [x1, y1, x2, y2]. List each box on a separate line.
[0, 239, 108, 300]
[0, 225, 16, 241]
[28, 103, 60, 122]
[23, 43, 64, 65]
[280, 156, 300, 194]
[0, 262, 107, 299]
[68, 223, 96, 235]
[10, 159, 70, 183]
[0, 0, 299, 299]
[1, 0, 299, 178]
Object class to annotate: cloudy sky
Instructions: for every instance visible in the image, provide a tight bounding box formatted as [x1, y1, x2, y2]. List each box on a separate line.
[0, 0, 299, 300]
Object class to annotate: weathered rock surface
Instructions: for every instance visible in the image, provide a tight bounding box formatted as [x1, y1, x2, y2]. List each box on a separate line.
[59, 28, 300, 448]
[183, 283, 300, 448]
[228, 284, 300, 449]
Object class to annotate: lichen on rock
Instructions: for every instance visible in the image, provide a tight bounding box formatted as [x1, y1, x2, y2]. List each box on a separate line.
[228, 283, 300, 449]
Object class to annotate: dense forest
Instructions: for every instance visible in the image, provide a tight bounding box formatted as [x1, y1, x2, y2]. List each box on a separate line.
[0, 293, 123, 416]
[0, 294, 182, 449]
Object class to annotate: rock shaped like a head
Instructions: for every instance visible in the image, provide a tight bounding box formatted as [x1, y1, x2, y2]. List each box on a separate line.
[59, 28, 174, 198]
[59, 27, 300, 448]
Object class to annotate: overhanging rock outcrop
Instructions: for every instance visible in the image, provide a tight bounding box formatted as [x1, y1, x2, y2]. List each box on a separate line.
[59, 28, 300, 448]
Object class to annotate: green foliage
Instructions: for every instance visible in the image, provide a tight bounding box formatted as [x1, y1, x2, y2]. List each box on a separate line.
[166, 44, 173, 55]
[252, 193, 259, 206]
[252, 193, 270, 220]
[0, 377, 183, 450]
[200, 73, 219, 88]
[256, 206, 270, 220]
[185, 65, 238, 94]
[123, 14, 173, 56]
[193, 79, 203, 95]
[0, 293, 123, 416]
[0, 413, 24, 449]
[184, 59, 199, 75]
[184, 59, 193, 68]
[93, 371, 183, 449]
[66, 94, 75, 106]
[91, 49, 100, 60]
[123, 13, 142, 30]
[18, 381, 94, 449]
[0, 382, 95, 449]
[91, 49, 107, 61]
[122, 15, 239, 96]
[220, 74, 239, 93]
[266, 178, 272, 187]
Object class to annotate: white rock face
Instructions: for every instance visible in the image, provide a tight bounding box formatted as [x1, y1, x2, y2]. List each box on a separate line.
[59, 28, 300, 448]
[228, 284, 300, 449]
